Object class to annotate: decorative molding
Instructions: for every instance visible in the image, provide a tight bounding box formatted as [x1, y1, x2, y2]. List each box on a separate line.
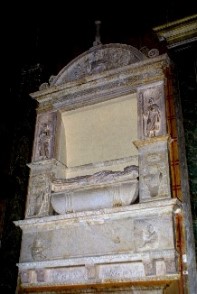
[153, 14, 197, 48]
[30, 54, 170, 113]
[133, 135, 169, 149]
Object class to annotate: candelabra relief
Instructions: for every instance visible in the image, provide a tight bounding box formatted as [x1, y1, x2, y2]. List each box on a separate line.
[26, 174, 51, 218]
[143, 165, 163, 198]
[138, 143, 171, 202]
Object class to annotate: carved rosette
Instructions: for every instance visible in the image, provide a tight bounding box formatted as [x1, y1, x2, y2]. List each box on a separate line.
[137, 82, 166, 140]
[25, 174, 51, 218]
[33, 112, 57, 162]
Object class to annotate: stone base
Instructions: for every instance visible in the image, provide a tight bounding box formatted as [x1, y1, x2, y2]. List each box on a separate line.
[18, 279, 177, 293]
[15, 199, 181, 292]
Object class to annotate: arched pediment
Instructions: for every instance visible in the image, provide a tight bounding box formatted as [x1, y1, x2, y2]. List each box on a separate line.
[49, 43, 147, 86]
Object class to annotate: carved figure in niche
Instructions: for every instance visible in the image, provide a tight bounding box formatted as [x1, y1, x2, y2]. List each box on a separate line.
[38, 123, 51, 158]
[140, 224, 158, 248]
[144, 97, 161, 137]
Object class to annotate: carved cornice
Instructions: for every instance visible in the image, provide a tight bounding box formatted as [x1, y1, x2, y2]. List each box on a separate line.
[27, 158, 66, 175]
[14, 198, 181, 229]
[153, 14, 197, 48]
[133, 135, 169, 149]
[30, 54, 170, 112]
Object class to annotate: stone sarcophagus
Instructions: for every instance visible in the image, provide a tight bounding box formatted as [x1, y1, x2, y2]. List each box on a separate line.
[14, 43, 185, 293]
[51, 165, 139, 214]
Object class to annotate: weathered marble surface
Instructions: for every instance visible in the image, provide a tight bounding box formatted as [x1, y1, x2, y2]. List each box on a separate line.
[25, 159, 66, 218]
[134, 136, 171, 202]
[137, 81, 166, 139]
[15, 199, 181, 288]
[32, 112, 57, 162]
[40, 43, 147, 87]
[31, 54, 170, 114]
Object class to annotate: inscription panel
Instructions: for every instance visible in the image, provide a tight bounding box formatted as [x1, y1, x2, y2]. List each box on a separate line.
[99, 262, 145, 280]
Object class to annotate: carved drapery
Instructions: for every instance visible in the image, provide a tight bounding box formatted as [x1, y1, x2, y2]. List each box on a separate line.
[32, 112, 57, 161]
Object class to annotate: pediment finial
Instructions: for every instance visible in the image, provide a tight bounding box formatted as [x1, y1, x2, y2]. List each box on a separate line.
[93, 20, 102, 46]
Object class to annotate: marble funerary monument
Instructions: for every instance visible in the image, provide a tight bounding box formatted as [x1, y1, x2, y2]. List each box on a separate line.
[14, 42, 189, 293]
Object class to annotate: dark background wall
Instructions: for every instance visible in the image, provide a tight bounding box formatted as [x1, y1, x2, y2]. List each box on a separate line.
[170, 42, 197, 252]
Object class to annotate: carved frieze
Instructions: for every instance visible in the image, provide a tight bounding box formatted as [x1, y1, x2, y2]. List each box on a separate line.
[33, 112, 57, 162]
[25, 174, 51, 218]
[137, 82, 166, 139]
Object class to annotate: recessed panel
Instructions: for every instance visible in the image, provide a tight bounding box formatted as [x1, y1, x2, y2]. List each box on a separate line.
[60, 94, 137, 168]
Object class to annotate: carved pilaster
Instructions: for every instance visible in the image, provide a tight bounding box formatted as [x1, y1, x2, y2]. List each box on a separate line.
[136, 80, 170, 203]
[137, 81, 167, 140]
[25, 173, 51, 218]
[32, 111, 57, 162]
[25, 159, 66, 218]
[134, 136, 171, 202]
